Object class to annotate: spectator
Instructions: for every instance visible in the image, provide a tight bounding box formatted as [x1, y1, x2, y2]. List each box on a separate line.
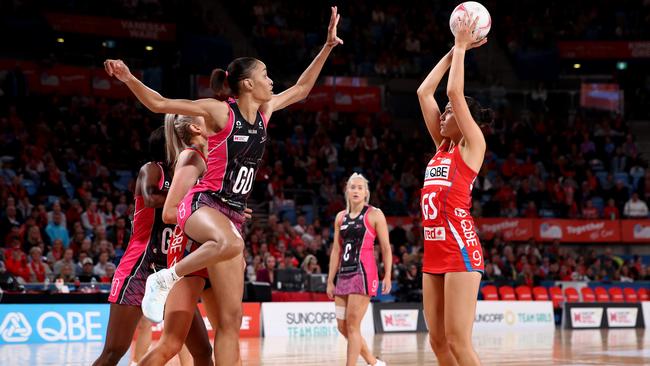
[5, 241, 28, 282]
[57, 263, 76, 283]
[81, 200, 105, 235]
[603, 199, 620, 220]
[45, 212, 70, 247]
[256, 255, 276, 285]
[301, 254, 322, 274]
[93, 252, 111, 277]
[78, 258, 100, 283]
[396, 263, 422, 302]
[582, 199, 600, 219]
[53, 248, 79, 276]
[100, 263, 116, 283]
[47, 239, 65, 264]
[27, 246, 51, 282]
[107, 216, 131, 253]
[46, 201, 67, 227]
[623, 193, 649, 218]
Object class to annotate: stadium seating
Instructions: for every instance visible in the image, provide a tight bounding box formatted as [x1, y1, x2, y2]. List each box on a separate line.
[594, 287, 610, 302]
[608, 287, 624, 303]
[623, 288, 638, 302]
[481, 285, 499, 301]
[515, 286, 533, 301]
[638, 288, 649, 301]
[498, 286, 516, 301]
[565, 287, 580, 303]
[581, 287, 596, 302]
[533, 286, 550, 301]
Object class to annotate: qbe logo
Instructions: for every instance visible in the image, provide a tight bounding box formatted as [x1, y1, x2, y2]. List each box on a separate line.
[0, 312, 32, 342]
[0, 310, 104, 343]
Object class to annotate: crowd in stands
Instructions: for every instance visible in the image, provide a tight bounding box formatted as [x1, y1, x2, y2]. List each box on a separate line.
[0, 90, 646, 302]
[0, 0, 649, 298]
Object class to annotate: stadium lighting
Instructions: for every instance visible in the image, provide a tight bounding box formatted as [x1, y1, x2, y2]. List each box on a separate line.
[573, 63, 581, 69]
[616, 61, 628, 70]
[56, 38, 65, 43]
[145, 45, 154, 51]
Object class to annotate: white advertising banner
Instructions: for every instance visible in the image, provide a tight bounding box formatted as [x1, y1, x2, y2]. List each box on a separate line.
[606, 307, 638, 328]
[379, 309, 419, 332]
[262, 302, 374, 337]
[473, 301, 554, 330]
[569, 307, 604, 328]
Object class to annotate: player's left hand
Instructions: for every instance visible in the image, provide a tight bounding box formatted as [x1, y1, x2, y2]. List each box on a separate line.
[381, 276, 392, 295]
[243, 207, 253, 220]
[326, 6, 344, 47]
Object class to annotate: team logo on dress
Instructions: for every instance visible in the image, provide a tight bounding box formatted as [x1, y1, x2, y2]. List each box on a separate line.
[0, 312, 32, 342]
[234, 135, 249, 142]
[259, 121, 263, 127]
[441, 158, 452, 164]
[248, 129, 258, 134]
[236, 120, 242, 128]
[425, 165, 450, 179]
[110, 278, 120, 297]
[454, 208, 469, 218]
[424, 227, 446, 241]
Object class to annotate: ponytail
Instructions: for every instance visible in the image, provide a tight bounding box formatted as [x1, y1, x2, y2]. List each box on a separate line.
[210, 69, 232, 101]
[209, 57, 259, 100]
[465, 96, 494, 129]
[164, 114, 197, 168]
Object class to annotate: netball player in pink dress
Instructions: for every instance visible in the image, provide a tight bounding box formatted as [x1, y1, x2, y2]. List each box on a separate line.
[327, 173, 392, 366]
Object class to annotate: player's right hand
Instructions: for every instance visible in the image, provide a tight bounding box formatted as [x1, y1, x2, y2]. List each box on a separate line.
[104, 59, 132, 83]
[326, 281, 335, 299]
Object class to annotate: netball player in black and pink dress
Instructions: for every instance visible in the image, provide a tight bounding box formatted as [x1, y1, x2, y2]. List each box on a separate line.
[93, 126, 211, 366]
[417, 14, 489, 366]
[104, 7, 343, 365]
[327, 173, 392, 366]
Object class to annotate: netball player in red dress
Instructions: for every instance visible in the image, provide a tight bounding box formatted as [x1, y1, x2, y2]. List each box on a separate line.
[327, 173, 392, 366]
[104, 7, 343, 365]
[93, 126, 211, 366]
[416, 14, 489, 366]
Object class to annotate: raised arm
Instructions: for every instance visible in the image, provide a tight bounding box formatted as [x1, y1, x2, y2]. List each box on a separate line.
[104, 59, 229, 126]
[326, 210, 345, 299]
[261, 6, 343, 119]
[162, 150, 205, 224]
[417, 48, 455, 149]
[447, 14, 487, 170]
[138, 163, 167, 208]
[371, 208, 393, 294]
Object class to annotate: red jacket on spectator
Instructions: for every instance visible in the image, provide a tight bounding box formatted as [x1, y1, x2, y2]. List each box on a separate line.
[603, 206, 620, 220]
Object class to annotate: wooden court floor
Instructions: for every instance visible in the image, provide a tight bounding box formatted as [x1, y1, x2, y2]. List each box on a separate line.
[245, 329, 649, 365]
[0, 328, 648, 365]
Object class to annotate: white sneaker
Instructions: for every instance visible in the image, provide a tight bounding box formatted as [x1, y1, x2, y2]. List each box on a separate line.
[369, 359, 386, 366]
[141, 268, 177, 323]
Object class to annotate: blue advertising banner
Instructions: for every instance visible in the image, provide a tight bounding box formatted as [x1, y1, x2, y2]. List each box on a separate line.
[0, 304, 109, 344]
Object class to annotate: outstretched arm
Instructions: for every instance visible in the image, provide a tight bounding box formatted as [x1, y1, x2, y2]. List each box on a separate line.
[417, 48, 454, 149]
[104, 60, 229, 128]
[447, 14, 487, 169]
[261, 7, 343, 119]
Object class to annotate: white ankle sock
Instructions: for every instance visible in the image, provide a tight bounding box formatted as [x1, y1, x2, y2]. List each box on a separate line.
[169, 265, 181, 281]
